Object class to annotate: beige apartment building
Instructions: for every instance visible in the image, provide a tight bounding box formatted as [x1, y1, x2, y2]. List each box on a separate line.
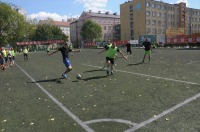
[70, 10, 120, 48]
[120, 0, 200, 44]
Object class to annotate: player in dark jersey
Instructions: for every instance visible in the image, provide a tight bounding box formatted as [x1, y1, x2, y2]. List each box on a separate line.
[48, 42, 80, 78]
[126, 42, 132, 55]
[142, 38, 152, 63]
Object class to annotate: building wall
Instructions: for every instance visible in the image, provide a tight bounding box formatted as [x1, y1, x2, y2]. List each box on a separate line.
[120, 0, 200, 43]
[186, 8, 200, 35]
[70, 21, 77, 46]
[120, 0, 146, 40]
[70, 11, 120, 47]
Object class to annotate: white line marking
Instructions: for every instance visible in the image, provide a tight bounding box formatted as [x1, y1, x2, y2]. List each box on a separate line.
[125, 92, 200, 132]
[82, 64, 200, 131]
[16, 63, 94, 132]
[187, 61, 200, 64]
[84, 119, 138, 126]
[82, 64, 200, 85]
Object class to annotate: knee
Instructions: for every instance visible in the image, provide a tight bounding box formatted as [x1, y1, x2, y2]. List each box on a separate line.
[68, 67, 72, 71]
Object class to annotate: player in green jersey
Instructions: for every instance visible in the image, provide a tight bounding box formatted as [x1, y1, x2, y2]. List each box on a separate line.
[98, 42, 127, 75]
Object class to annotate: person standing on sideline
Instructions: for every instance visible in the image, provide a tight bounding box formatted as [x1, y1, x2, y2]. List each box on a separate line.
[47, 46, 50, 54]
[98, 42, 127, 75]
[7, 49, 14, 66]
[23, 47, 28, 60]
[10, 48, 15, 62]
[126, 41, 132, 56]
[142, 38, 152, 63]
[48, 42, 81, 79]
[0, 47, 6, 70]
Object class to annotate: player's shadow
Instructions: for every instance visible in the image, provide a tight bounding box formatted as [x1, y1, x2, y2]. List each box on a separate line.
[27, 77, 64, 84]
[127, 62, 143, 66]
[84, 69, 104, 73]
[72, 75, 108, 82]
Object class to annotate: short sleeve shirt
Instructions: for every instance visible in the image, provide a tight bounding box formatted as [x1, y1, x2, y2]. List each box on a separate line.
[105, 46, 120, 58]
[126, 43, 131, 50]
[58, 47, 72, 59]
[143, 41, 152, 51]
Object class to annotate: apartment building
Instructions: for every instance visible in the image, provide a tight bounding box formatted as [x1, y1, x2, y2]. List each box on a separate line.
[120, 0, 200, 44]
[70, 10, 120, 48]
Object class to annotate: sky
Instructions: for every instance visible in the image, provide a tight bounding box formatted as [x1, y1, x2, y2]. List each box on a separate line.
[1, 0, 200, 21]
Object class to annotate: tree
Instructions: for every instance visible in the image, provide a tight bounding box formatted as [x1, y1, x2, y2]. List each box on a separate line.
[35, 23, 68, 41]
[0, 3, 28, 47]
[80, 20, 102, 42]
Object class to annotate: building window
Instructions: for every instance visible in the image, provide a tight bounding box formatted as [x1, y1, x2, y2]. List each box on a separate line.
[130, 5, 133, 12]
[152, 28, 156, 34]
[157, 12, 161, 17]
[162, 21, 166, 26]
[146, 2, 150, 7]
[104, 26, 106, 30]
[158, 21, 161, 26]
[130, 21, 133, 28]
[146, 19, 151, 25]
[131, 29, 134, 36]
[146, 28, 151, 34]
[152, 12, 156, 17]
[157, 4, 161, 9]
[130, 14, 133, 20]
[162, 5, 166, 10]
[146, 11, 150, 16]
[152, 20, 156, 25]
[152, 3, 156, 8]
[108, 18, 110, 23]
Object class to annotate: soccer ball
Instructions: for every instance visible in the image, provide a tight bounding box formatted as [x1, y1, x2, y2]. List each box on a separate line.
[76, 73, 81, 79]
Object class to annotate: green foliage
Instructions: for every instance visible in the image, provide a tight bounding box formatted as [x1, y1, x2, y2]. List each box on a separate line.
[0, 3, 28, 47]
[80, 20, 102, 42]
[94, 38, 103, 42]
[35, 24, 67, 41]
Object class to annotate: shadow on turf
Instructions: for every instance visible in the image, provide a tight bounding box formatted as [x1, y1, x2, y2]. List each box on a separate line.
[127, 62, 144, 66]
[72, 75, 108, 82]
[27, 77, 64, 84]
[84, 69, 104, 73]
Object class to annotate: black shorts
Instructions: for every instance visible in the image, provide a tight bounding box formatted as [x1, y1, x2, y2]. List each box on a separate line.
[0, 58, 5, 65]
[24, 53, 28, 57]
[106, 57, 115, 64]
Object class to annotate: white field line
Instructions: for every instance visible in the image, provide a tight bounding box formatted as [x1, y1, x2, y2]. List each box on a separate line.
[82, 63, 200, 131]
[187, 61, 200, 65]
[82, 64, 200, 85]
[84, 119, 138, 126]
[16, 63, 94, 132]
[125, 92, 200, 132]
